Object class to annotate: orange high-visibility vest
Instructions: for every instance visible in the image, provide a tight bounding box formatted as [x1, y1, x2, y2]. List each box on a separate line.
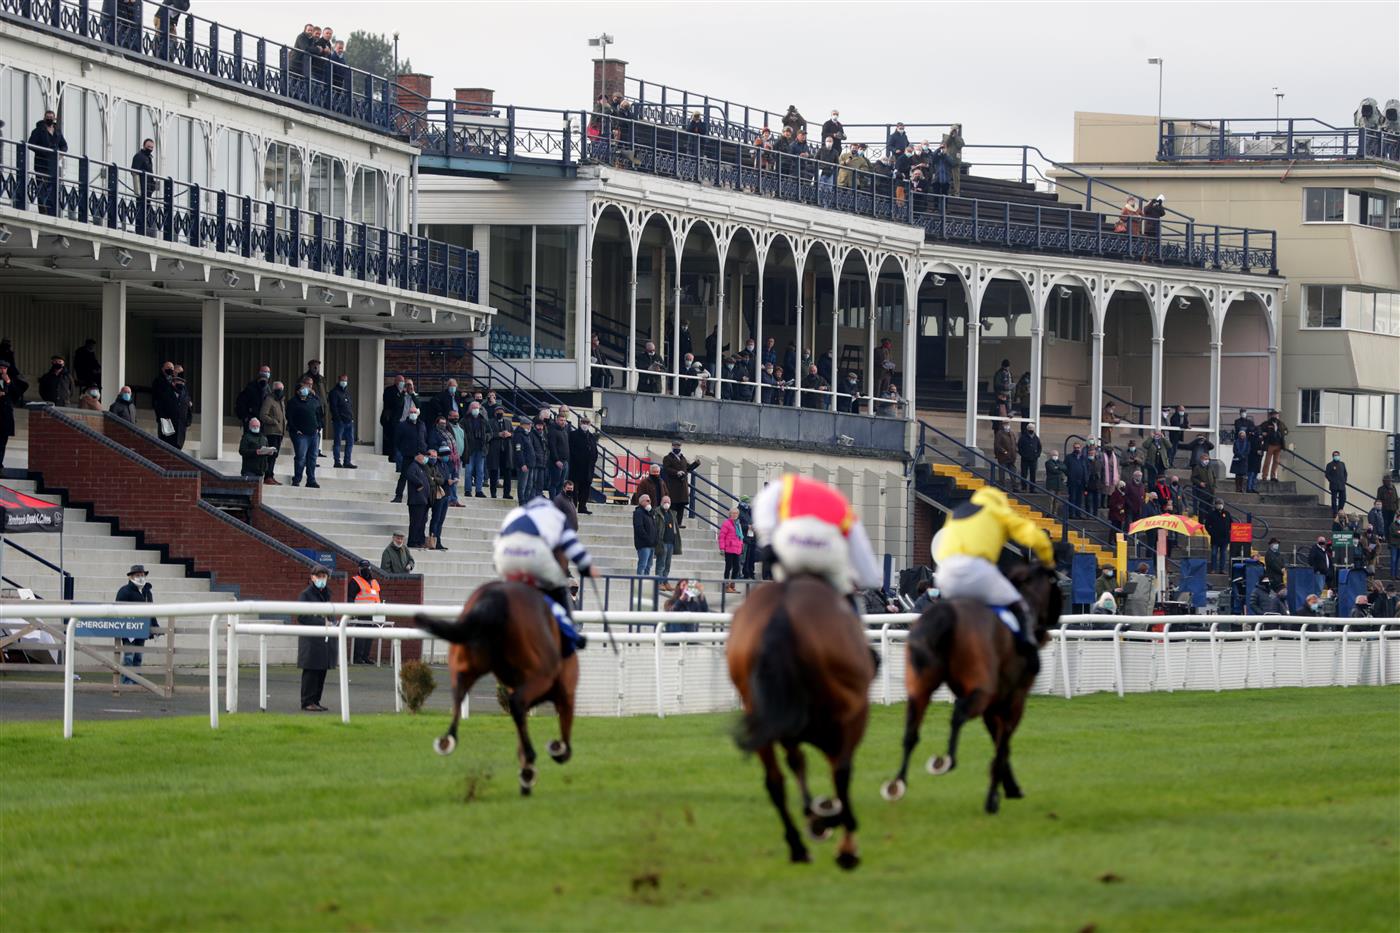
[352, 576, 382, 603]
[777, 474, 856, 536]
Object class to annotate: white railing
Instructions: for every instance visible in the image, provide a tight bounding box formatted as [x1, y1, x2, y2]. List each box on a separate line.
[2, 601, 1395, 738]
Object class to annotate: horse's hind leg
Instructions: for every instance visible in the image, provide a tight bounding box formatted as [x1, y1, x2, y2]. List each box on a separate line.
[435, 654, 481, 756]
[981, 707, 1011, 814]
[507, 684, 542, 796]
[546, 664, 578, 765]
[758, 744, 809, 865]
[831, 757, 860, 871]
[997, 690, 1029, 800]
[882, 668, 937, 801]
[783, 743, 828, 841]
[929, 686, 990, 776]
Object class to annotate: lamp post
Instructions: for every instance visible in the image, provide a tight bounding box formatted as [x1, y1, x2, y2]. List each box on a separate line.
[1273, 88, 1285, 132]
[1147, 58, 1164, 128]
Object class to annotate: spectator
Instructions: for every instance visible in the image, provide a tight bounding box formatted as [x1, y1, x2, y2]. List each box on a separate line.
[256, 381, 287, 485]
[404, 452, 430, 548]
[738, 494, 758, 579]
[27, 110, 67, 215]
[589, 334, 614, 389]
[76, 385, 101, 411]
[115, 564, 158, 682]
[1115, 196, 1141, 236]
[1095, 441, 1123, 514]
[1259, 538, 1286, 586]
[237, 417, 274, 480]
[286, 380, 322, 488]
[294, 361, 326, 459]
[1377, 476, 1397, 534]
[235, 364, 272, 425]
[380, 531, 415, 574]
[1141, 195, 1167, 245]
[509, 414, 536, 501]
[0, 363, 23, 468]
[129, 136, 156, 213]
[662, 440, 699, 529]
[782, 105, 807, 136]
[1204, 499, 1231, 573]
[1141, 430, 1169, 487]
[379, 375, 407, 456]
[1124, 562, 1156, 616]
[1307, 535, 1334, 595]
[529, 418, 549, 497]
[821, 110, 845, 145]
[634, 494, 659, 576]
[943, 124, 964, 197]
[170, 363, 193, 450]
[1167, 404, 1190, 465]
[1390, 513, 1400, 580]
[149, 361, 179, 446]
[993, 421, 1017, 490]
[665, 579, 710, 628]
[391, 407, 425, 502]
[69, 338, 100, 391]
[1248, 576, 1288, 616]
[637, 340, 663, 393]
[462, 401, 488, 498]
[292, 23, 317, 86]
[1259, 409, 1288, 485]
[1100, 401, 1121, 448]
[348, 560, 382, 665]
[991, 358, 1014, 400]
[1367, 498, 1388, 539]
[38, 355, 73, 407]
[1108, 481, 1128, 530]
[1230, 430, 1251, 492]
[1124, 470, 1147, 524]
[1182, 432, 1215, 467]
[106, 385, 135, 423]
[912, 580, 937, 613]
[1016, 423, 1041, 491]
[1043, 449, 1065, 496]
[1065, 441, 1089, 516]
[481, 406, 512, 500]
[1349, 595, 1371, 619]
[425, 449, 449, 551]
[655, 495, 681, 588]
[1190, 452, 1216, 516]
[327, 373, 356, 469]
[718, 506, 744, 593]
[544, 412, 570, 498]
[886, 122, 909, 157]
[569, 415, 599, 514]
[1324, 451, 1348, 514]
[296, 567, 335, 712]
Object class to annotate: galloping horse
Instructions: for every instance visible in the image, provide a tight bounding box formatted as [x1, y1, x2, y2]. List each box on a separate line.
[881, 560, 1062, 814]
[728, 577, 877, 870]
[416, 581, 578, 796]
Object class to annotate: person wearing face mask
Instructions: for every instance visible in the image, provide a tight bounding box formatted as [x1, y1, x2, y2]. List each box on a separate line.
[151, 360, 181, 447]
[1142, 430, 1170, 488]
[462, 402, 489, 498]
[404, 451, 431, 547]
[1307, 535, 1334, 597]
[38, 355, 74, 408]
[299, 360, 328, 460]
[1203, 499, 1232, 574]
[425, 449, 451, 550]
[1043, 449, 1065, 496]
[76, 385, 103, 411]
[27, 110, 67, 216]
[484, 406, 513, 500]
[1263, 537, 1287, 587]
[238, 417, 276, 480]
[235, 365, 273, 426]
[296, 567, 335, 712]
[327, 373, 356, 469]
[379, 374, 407, 457]
[257, 381, 287, 485]
[0, 362, 26, 468]
[115, 564, 159, 683]
[1064, 443, 1089, 516]
[431, 379, 462, 426]
[286, 379, 323, 488]
[662, 440, 700, 529]
[392, 407, 426, 503]
[633, 493, 660, 576]
[107, 384, 136, 423]
[1324, 450, 1348, 514]
[1189, 453, 1215, 517]
[131, 137, 156, 205]
[568, 415, 599, 515]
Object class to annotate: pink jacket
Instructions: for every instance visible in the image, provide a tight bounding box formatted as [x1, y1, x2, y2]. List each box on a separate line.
[717, 518, 744, 555]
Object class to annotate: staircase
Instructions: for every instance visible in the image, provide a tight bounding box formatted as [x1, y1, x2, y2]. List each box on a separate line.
[927, 462, 1115, 566]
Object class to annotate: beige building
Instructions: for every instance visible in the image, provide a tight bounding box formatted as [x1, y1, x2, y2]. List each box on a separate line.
[1056, 112, 1400, 493]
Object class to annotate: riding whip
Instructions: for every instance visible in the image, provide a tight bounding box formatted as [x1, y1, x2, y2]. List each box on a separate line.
[586, 575, 620, 655]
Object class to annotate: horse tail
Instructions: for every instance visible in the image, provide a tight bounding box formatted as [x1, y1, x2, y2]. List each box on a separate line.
[415, 585, 510, 651]
[909, 600, 957, 674]
[735, 604, 809, 752]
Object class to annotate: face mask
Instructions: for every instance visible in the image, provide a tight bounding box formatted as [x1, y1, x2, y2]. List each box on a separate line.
[259, 374, 270, 382]
[1201, 460, 1209, 466]
[272, 388, 283, 399]
[408, 413, 418, 422]
[1332, 455, 1340, 462]
[250, 426, 260, 434]
[1270, 544, 1279, 552]
[120, 392, 131, 401]
[470, 410, 480, 417]
[313, 578, 327, 590]
[132, 576, 147, 587]
[338, 380, 347, 388]
[448, 385, 458, 392]
[44, 118, 55, 126]
[298, 387, 310, 397]
[1128, 445, 1136, 451]
[643, 504, 652, 511]
[89, 389, 99, 398]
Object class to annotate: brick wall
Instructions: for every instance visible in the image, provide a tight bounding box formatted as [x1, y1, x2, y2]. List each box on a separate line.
[911, 497, 937, 568]
[384, 338, 475, 394]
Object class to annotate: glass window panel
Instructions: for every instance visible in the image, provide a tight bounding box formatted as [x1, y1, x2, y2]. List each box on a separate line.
[534, 226, 578, 359]
[1303, 188, 1325, 222]
[1325, 189, 1345, 222]
[1345, 190, 1362, 223]
[1300, 390, 1319, 425]
[1321, 391, 1340, 425]
[488, 226, 532, 358]
[1365, 194, 1387, 228]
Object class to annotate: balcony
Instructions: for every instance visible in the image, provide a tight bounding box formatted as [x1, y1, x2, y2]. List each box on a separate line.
[1, 0, 397, 134]
[1159, 117, 1400, 165]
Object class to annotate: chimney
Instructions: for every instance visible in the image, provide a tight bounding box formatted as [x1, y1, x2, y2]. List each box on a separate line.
[454, 87, 495, 114]
[393, 72, 433, 114]
[592, 58, 627, 104]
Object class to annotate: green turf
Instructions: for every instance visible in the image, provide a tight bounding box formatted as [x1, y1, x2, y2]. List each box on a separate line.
[2, 688, 1397, 931]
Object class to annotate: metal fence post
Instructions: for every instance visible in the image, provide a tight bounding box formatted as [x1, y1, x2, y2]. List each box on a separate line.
[338, 616, 351, 723]
[207, 613, 220, 730]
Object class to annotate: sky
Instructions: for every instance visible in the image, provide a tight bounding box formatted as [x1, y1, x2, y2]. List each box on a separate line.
[202, 1, 1397, 160]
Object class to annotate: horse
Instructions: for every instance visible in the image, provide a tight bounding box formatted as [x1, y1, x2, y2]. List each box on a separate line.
[880, 560, 1062, 814]
[415, 581, 579, 796]
[727, 576, 877, 870]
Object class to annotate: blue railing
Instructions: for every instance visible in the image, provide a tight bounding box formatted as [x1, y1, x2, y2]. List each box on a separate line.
[1, 0, 397, 133]
[1159, 118, 1400, 164]
[1, 140, 478, 303]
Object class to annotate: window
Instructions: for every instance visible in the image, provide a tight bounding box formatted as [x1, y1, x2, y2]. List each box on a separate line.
[1363, 192, 1388, 228]
[56, 84, 103, 162]
[114, 102, 158, 192]
[1304, 285, 1343, 328]
[1048, 291, 1087, 341]
[1302, 285, 1400, 333]
[215, 129, 257, 197]
[534, 226, 578, 360]
[352, 167, 386, 226]
[164, 116, 208, 187]
[308, 155, 347, 219]
[263, 142, 303, 206]
[1303, 187, 1345, 222]
[0, 68, 46, 148]
[487, 225, 580, 360]
[488, 226, 532, 358]
[1299, 389, 1397, 431]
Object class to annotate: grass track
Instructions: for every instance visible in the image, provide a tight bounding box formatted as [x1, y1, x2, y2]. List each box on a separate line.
[2, 688, 1398, 931]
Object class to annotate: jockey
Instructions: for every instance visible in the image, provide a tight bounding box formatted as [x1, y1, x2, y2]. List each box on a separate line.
[493, 495, 597, 655]
[751, 473, 882, 597]
[932, 486, 1052, 654]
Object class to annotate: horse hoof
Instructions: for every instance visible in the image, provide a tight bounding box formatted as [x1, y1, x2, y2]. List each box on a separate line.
[927, 755, 954, 776]
[811, 796, 843, 818]
[547, 740, 571, 764]
[434, 735, 456, 756]
[520, 766, 537, 795]
[880, 779, 906, 802]
[789, 847, 812, 864]
[835, 851, 861, 872]
[1004, 785, 1024, 800]
[805, 816, 833, 842]
[985, 793, 1001, 815]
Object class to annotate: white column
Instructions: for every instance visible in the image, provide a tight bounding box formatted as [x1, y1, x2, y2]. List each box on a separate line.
[1268, 342, 1281, 412]
[100, 281, 127, 405]
[1029, 321, 1044, 431]
[865, 271, 878, 412]
[1207, 339, 1222, 447]
[627, 247, 639, 392]
[965, 285, 982, 446]
[199, 299, 225, 460]
[829, 305, 839, 414]
[754, 252, 766, 388]
[576, 222, 589, 389]
[903, 276, 918, 420]
[793, 258, 805, 409]
[1090, 329, 1104, 442]
[671, 235, 684, 395]
[1150, 334, 1164, 431]
[303, 315, 326, 376]
[357, 337, 384, 453]
[714, 253, 727, 388]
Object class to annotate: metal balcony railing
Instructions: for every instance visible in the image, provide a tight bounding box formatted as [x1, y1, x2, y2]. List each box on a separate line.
[1159, 117, 1400, 165]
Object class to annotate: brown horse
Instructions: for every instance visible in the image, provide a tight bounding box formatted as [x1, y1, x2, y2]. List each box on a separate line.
[880, 561, 1062, 814]
[727, 576, 877, 870]
[416, 581, 579, 796]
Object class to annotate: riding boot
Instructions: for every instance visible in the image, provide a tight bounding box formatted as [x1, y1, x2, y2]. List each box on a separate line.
[545, 585, 587, 651]
[1010, 600, 1040, 663]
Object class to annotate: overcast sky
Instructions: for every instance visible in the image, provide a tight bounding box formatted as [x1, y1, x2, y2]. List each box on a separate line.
[203, 1, 1397, 158]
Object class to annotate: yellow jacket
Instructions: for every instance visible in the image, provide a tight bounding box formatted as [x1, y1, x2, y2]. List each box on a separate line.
[935, 487, 1052, 565]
